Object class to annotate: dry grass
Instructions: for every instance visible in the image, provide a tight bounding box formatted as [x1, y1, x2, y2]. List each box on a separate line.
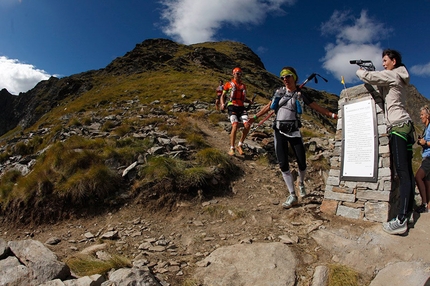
[1, 136, 121, 208]
[328, 264, 359, 286]
[66, 253, 131, 277]
[203, 204, 247, 220]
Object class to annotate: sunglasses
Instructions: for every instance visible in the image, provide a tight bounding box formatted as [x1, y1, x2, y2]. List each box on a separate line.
[280, 75, 293, 80]
[234, 72, 242, 76]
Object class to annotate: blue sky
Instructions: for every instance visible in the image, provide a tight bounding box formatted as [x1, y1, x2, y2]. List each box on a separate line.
[1, 0, 430, 100]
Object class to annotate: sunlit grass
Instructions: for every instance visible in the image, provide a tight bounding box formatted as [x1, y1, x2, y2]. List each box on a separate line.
[195, 148, 234, 172]
[1, 136, 121, 208]
[186, 133, 208, 149]
[301, 127, 320, 138]
[328, 264, 359, 286]
[139, 156, 185, 184]
[178, 167, 209, 187]
[66, 253, 131, 277]
[0, 170, 21, 202]
[203, 205, 246, 220]
[13, 136, 43, 156]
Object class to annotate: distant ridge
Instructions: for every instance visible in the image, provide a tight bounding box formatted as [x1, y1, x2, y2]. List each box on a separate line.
[0, 38, 427, 137]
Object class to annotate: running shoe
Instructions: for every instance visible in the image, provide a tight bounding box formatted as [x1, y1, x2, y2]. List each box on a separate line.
[299, 183, 306, 198]
[236, 145, 244, 155]
[282, 195, 298, 209]
[416, 204, 428, 213]
[382, 217, 407, 235]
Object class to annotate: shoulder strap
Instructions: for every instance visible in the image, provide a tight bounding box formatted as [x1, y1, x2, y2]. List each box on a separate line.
[275, 91, 299, 120]
[277, 90, 298, 110]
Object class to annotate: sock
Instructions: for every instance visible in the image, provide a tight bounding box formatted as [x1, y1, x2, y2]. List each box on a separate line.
[281, 170, 295, 196]
[299, 169, 306, 186]
[238, 141, 243, 146]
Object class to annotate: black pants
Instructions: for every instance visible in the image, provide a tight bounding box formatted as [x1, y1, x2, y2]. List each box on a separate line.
[274, 130, 306, 172]
[390, 134, 415, 218]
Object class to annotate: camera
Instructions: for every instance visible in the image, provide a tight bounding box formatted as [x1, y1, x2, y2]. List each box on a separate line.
[350, 59, 375, 71]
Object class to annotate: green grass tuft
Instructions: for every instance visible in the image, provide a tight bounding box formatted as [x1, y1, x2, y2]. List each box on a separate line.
[196, 148, 234, 171]
[178, 167, 209, 187]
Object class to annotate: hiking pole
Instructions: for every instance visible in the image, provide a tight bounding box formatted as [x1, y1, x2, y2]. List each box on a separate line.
[250, 73, 318, 132]
[315, 73, 328, 83]
[246, 93, 257, 111]
[298, 73, 316, 89]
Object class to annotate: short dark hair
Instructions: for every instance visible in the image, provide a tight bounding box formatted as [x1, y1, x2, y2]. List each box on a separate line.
[382, 49, 403, 68]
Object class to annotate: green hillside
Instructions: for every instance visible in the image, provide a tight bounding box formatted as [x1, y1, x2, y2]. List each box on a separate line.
[0, 39, 340, 225]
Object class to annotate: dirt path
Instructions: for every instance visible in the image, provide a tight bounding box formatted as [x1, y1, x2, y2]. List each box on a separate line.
[2, 117, 429, 285]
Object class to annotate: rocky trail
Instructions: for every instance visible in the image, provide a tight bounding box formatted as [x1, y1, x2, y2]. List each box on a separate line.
[1, 117, 430, 285]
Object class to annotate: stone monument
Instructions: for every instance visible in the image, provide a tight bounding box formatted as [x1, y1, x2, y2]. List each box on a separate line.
[322, 83, 399, 222]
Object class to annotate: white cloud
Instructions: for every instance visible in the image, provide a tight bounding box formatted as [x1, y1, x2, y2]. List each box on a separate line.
[410, 62, 430, 77]
[257, 46, 268, 54]
[0, 56, 51, 95]
[159, 0, 295, 44]
[320, 10, 391, 84]
[0, 0, 22, 8]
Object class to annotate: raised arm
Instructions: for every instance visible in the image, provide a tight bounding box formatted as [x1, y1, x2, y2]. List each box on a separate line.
[308, 102, 338, 119]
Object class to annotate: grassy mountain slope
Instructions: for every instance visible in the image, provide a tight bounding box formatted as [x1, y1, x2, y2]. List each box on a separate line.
[1, 38, 426, 226]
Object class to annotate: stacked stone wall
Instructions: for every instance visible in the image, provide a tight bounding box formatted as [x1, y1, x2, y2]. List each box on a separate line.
[322, 84, 398, 222]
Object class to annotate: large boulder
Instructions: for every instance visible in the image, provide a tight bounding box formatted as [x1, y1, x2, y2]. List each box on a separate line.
[8, 239, 70, 285]
[193, 242, 297, 286]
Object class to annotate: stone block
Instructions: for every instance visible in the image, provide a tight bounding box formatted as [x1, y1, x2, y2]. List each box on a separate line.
[332, 186, 352, 194]
[356, 189, 390, 202]
[336, 205, 361, 219]
[324, 190, 355, 202]
[378, 145, 390, 155]
[343, 201, 365, 208]
[326, 176, 340, 186]
[378, 167, 391, 178]
[365, 201, 389, 222]
[357, 181, 379, 190]
[379, 136, 389, 146]
[328, 169, 340, 177]
[382, 180, 392, 192]
[330, 158, 340, 168]
[320, 199, 338, 215]
[378, 125, 387, 134]
[377, 114, 386, 124]
[344, 181, 357, 189]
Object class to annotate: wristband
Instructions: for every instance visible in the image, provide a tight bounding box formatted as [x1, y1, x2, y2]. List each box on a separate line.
[331, 113, 336, 119]
[254, 115, 258, 120]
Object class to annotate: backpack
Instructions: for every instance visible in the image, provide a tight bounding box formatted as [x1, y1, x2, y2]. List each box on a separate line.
[271, 87, 302, 133]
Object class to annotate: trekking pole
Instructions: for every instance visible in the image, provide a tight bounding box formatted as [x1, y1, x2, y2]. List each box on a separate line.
[246, 93, 257, 111]
[250, 73, 318, 132]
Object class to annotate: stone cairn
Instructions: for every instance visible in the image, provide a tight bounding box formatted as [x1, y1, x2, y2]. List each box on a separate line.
[322, 84, 398, 222]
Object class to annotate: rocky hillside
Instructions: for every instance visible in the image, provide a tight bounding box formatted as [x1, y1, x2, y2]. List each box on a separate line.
[0, 39, 284, 138]
[1, 38, 429, 221]
[1, 38, 430, 285]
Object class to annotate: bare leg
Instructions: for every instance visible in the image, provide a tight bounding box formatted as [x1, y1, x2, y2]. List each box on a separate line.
[230, 123, 238, 148]
[425, 179, 430, 210]
[239, 122, 251, 144]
